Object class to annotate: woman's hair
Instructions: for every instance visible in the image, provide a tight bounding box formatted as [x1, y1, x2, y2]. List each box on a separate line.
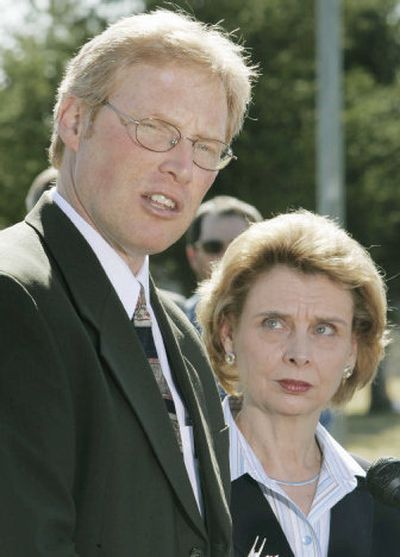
[49, 8, 258, 167]
[197, 209, 389, 405]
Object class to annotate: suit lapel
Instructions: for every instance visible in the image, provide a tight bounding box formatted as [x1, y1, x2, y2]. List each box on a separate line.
[231, 474, 374, 557]
[328, 478, 373, 557]
[151, 283, 231, 545]
[26, 198, 206, 538]
[231, 474, 294, 557]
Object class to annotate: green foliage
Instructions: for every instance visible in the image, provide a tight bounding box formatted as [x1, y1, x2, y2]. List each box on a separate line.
[344, 0, 400, 305]
[150, 0, 400, 301]
[150, 0, 317, 292]
[0, 0, 108, 227]
[0, 0, 399, 303]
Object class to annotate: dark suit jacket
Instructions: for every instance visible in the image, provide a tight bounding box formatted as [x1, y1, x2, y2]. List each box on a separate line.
[231, 473, 400, 556]
[0, 195, 231, 557]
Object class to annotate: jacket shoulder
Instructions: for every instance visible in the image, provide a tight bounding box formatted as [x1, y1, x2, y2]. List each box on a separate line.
[0, 220, 51, 283]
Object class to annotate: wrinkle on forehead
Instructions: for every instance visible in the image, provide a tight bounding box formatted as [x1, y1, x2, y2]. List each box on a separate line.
[112, 61, 228, 140]
[246, 266, 354, 324]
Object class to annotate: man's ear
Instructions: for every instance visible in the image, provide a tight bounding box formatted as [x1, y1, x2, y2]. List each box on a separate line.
[186, 244, 200, 275]
[57, 96, 85, 152]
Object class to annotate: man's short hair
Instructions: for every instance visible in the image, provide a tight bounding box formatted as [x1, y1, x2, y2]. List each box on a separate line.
[49, 9, 259, 168]
[185, 195, 263, 245]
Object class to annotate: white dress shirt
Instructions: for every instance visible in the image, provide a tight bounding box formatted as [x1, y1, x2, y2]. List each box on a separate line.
[223, 397, 365, 557]
[53, 189, 203, 514]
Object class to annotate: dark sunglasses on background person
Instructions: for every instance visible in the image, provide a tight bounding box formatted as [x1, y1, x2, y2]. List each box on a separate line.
[195, 240, 228, 254]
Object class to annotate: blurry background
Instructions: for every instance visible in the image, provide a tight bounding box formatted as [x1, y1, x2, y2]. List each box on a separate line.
[0, 0, 399, 458]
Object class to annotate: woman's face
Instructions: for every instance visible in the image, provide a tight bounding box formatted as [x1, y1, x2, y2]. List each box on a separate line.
[221, 265, 357, 418]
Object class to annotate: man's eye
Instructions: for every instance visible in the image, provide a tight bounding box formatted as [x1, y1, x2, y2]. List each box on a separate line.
[196, 142, 212, 153]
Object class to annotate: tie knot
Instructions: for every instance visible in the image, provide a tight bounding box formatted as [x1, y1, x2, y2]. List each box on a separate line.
[134, 284, 151, 326]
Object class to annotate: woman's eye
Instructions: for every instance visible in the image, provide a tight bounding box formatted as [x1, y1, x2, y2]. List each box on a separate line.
[263, 318, 283, 330]
[315, 323, 335, 336]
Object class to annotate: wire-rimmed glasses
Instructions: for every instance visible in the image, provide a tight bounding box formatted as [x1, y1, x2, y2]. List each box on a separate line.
[103, 100, 236, 171]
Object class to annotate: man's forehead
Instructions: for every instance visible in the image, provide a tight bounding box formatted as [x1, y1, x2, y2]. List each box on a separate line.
[200, 213, 248, 241]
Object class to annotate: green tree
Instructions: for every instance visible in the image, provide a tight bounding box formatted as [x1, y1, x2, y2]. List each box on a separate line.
[0, 0, 399, 302]
[149, 0, 317, 292]
[0, 0, 108, 227]
[148, 0, 400, 299]
[344, 0, 400, 304]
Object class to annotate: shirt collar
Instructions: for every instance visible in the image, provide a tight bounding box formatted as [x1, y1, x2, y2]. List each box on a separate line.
[53, 189, 150, 318]
[223, 396, 365, 488]
[315, 421, 366, 480]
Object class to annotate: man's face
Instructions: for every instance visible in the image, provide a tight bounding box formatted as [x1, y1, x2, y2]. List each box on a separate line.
[187, 213, 249, 281]
[57, 62, 229, 274]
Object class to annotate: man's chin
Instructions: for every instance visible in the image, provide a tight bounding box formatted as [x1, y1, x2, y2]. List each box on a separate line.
[148, 231, 188, 255]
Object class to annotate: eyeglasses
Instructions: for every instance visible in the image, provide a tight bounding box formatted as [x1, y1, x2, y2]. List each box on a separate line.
[103, 100, 236, 171]
[195, 239, 227, 254]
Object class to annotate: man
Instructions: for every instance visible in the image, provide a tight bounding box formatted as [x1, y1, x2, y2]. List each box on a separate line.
[184, 195, 262, 328]
[0, 9, 257, 556]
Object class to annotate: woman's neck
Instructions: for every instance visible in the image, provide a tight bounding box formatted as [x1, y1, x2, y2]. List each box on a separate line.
[236, 404, 322, 482]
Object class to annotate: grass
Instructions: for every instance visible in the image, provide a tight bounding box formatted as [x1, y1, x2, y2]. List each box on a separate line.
[337, 376, 400, 461]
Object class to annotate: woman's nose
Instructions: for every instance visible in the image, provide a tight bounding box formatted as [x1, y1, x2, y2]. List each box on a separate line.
[282, 332, 311, 367]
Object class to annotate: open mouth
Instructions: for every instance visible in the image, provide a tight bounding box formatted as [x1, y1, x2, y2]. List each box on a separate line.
[148, 193, 177, 211]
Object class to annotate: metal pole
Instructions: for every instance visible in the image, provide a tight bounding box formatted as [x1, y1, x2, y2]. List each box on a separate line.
[315, 0, 345, 224]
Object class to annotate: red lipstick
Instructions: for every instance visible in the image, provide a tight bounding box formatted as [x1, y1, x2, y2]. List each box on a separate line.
[278, 380, 312, 393]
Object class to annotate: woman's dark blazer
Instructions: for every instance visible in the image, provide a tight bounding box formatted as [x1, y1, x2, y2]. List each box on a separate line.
[231, 472, 400, 556]
[0, 196, 231, 557]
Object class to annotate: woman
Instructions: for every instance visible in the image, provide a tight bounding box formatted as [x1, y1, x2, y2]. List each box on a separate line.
[197, 210, 400, 557]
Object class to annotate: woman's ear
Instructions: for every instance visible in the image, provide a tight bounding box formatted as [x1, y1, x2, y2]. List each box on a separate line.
[57, 96, 85, 152]
[349, 335, 358, 370]
[220, 318, 234, 354]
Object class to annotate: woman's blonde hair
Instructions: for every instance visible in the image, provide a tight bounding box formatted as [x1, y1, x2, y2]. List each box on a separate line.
[49, 8, 258, 167]
[197, 210, 389, 405]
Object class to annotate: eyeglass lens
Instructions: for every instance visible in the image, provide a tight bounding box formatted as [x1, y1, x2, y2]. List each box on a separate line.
[133, 119, 180, 153]
[129, 119, 230, 171]
[104, 101, 234, 171]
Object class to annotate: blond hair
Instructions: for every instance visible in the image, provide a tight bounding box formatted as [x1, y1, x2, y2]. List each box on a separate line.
[49, 8, 258, 167]
[197, 210, 389, 405]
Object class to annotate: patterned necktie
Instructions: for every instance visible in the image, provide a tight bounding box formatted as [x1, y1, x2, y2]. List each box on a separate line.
[133, 284, 182, 451]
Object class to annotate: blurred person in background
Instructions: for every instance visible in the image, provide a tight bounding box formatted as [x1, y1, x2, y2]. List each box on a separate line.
[198, 210, 400, 556]
[184, 195, 262, 329]
[25, 166, 58, 212]
[0, 8, 258, 556]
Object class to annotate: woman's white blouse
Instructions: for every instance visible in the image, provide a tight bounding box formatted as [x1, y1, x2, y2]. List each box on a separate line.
[223, 397, 365, 557]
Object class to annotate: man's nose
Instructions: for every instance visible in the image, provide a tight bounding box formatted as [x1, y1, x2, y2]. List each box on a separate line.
[159, 139, 194, 184]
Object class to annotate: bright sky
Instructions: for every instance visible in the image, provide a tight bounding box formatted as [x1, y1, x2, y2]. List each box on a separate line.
[0, 0, 31, 43]
[0, 0, 143, 46]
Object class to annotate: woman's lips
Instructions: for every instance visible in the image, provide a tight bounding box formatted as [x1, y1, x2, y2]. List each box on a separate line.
[278, 379, 312, 393]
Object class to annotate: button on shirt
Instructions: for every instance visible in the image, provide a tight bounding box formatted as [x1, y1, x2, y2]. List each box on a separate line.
[223, 397, 366, 557]
[53, 190, 203, 514]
